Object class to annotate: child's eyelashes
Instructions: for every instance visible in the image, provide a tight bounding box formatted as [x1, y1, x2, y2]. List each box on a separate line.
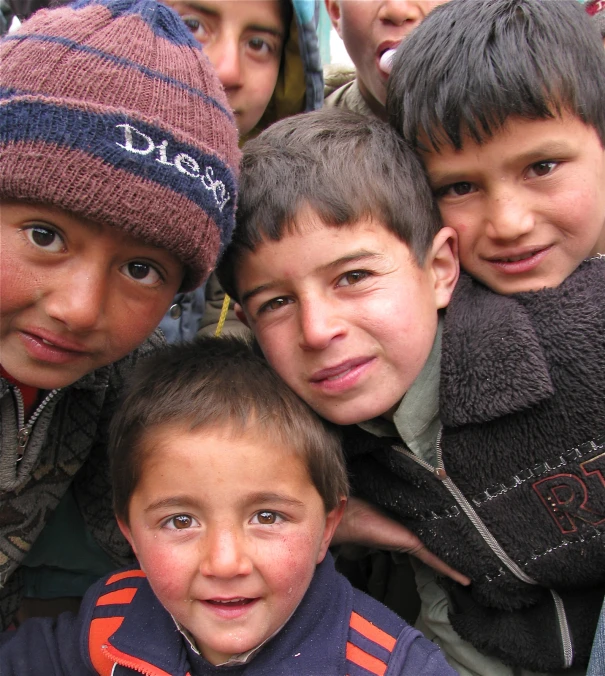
[22, 224, 66, 253]
[435, 182, 477, 199]
[336, 270, 371, 287]
[250, 510, 284, 526]
[526, 160, 558, 178]
[257, 296, 292, 315]
[163, 514, 199, 530]
[120, 261, 165, 286]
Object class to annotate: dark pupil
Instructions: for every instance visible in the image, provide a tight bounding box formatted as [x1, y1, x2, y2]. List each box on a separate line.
[259, 512, 275, 524]
[184, 17, 199, 31]
[32, 228, 55, 247]
[174, 515, 191, 529]
[128, 262, 150, 280]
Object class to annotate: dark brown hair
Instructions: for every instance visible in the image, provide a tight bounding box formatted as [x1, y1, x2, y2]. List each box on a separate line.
[110, 336, 348, 523]
[216, 108, 441, 301]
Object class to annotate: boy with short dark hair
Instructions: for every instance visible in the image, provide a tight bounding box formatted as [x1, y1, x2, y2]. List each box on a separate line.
[0, 336, 456, 675]
[218, 48, 605, 672]
[381, 3, 605, 670]
[0, 0, 239, 629]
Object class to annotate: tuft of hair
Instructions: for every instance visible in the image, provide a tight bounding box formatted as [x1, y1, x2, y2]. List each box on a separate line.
[110, 335, 348, 523]
[216, 108, 441, 301]
[387, 0, 605, 152]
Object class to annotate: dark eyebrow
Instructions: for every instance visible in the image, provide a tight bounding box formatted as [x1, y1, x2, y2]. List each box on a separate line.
[144, 496, 200, 514]
[143, 492, 306, 514]
[175, 2, 285, 39]
[241, 250, 384, 306]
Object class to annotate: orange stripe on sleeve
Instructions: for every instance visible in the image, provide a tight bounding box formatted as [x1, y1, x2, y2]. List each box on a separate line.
[106, 569, 146, 585]
[349, 612, 396, 651]
[97, 588, 138, 606]
[346, 642, 387, 676]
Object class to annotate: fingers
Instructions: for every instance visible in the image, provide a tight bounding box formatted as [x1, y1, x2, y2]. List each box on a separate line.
[408, 543, 471, 586]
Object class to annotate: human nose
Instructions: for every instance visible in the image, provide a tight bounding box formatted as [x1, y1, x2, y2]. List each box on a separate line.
[200, 525, 252, 579]
[485, 190, 536, 241]
[378, 1, 424, 25]
[206, 36, 243, 89]
[298, 297, 346, 351]
[45, 263, 107, 332]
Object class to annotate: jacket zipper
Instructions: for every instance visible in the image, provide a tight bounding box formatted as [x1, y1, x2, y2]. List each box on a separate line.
[102, 643, 184, 676]
[394, 428, 574, 667]
[551, 590, 573, 668]
[13, 386, 60, 460]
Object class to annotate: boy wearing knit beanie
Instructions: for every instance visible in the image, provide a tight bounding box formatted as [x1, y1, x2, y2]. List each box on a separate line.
[0, 0, 239, 630]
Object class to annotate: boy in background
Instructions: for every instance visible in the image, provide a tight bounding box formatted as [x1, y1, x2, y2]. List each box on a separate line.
[0, 0, 239, 629]
[159, 0, 323, 340]
[324, 0, 449, 120]
[0, 337, 456, 675]
[218, 24, 605, 667]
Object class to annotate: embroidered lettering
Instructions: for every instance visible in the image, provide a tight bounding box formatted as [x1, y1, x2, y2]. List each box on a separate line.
[115, 124, 231, 212]
[532, 456, 605, 534]
[116, 123, 154, 155]
[201, 166, 229, 212]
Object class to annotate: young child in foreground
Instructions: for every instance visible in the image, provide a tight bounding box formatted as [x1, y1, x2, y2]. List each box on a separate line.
[217, 93, 605, 676]
[0, 0, 239, 628]
[0, 337, 456, 675]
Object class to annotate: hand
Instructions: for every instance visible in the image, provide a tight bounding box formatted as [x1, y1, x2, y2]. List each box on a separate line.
[332, 496, 471, 586]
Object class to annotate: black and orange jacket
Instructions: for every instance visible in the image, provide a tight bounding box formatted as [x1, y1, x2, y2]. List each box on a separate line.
[0, 553, 455, 675]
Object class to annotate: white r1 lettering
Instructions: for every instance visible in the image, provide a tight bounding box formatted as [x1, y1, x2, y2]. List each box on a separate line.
[115, 123, 154, 155]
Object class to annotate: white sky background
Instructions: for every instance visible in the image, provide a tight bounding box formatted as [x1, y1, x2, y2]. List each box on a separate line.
[329, 26, 354, 66]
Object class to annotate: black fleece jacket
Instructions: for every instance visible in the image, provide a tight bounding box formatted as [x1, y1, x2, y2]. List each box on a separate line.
[345, 258, 605, 672]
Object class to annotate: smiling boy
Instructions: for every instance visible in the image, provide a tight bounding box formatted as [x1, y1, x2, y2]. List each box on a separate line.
[0, 0, 239, 629]
[0, 337, 455, 675]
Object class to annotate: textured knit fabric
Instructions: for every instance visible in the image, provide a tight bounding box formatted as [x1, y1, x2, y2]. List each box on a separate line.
[0, 553, 456, 675]
[0, 0, 240, 290]
[344, 258, 605, 673]
[0, 331, 164, 630]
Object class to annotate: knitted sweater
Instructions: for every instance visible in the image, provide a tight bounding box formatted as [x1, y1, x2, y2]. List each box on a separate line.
[0, 554, 456, 675]
[345, 258, 605, 672]
[0, 330, 163, 629]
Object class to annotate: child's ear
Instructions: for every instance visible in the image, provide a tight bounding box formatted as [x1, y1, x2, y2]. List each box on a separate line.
[325, 0, 343, 37]
[234, 303, 250, 328]
[427, 226, 459, 309]
[316, 497, 347, 564]
[117, 518, 138, 559]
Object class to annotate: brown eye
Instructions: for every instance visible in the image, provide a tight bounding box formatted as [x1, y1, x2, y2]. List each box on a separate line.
[256, 511, 277, 524]
[171, 515, 193, 529]
[24, 225, 65, 253]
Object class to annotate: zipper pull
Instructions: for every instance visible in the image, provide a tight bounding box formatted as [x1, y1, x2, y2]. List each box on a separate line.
[17, 426, 31, 455]
[434, 468, 447, 480]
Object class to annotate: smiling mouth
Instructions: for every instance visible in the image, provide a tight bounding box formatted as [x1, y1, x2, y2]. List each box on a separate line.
[206, 598, 254, 606]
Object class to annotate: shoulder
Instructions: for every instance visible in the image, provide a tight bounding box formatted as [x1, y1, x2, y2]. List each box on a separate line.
[323, 64, 357, 98]
[347, 588, 456, 676]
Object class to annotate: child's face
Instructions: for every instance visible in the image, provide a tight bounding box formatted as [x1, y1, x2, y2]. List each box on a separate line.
[325, 0, 449, 114]
[421, 111, 605, 294]
[120, 423, 341, 666]
[166, 0, 285, 136]
[235, 209, 458, 425]
[0, 203, 183, 389]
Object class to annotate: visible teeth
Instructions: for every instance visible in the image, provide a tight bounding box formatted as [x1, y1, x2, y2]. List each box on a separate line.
[326, 368, 352, 381]
[42, 339, 55, 346]
[213, 598, 246, 604]
[503, 252, 534, 262]
[379, 48, 397, 74]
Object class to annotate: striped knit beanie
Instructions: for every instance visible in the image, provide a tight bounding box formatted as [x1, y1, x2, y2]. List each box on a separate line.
[0, 0, 240, 290]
